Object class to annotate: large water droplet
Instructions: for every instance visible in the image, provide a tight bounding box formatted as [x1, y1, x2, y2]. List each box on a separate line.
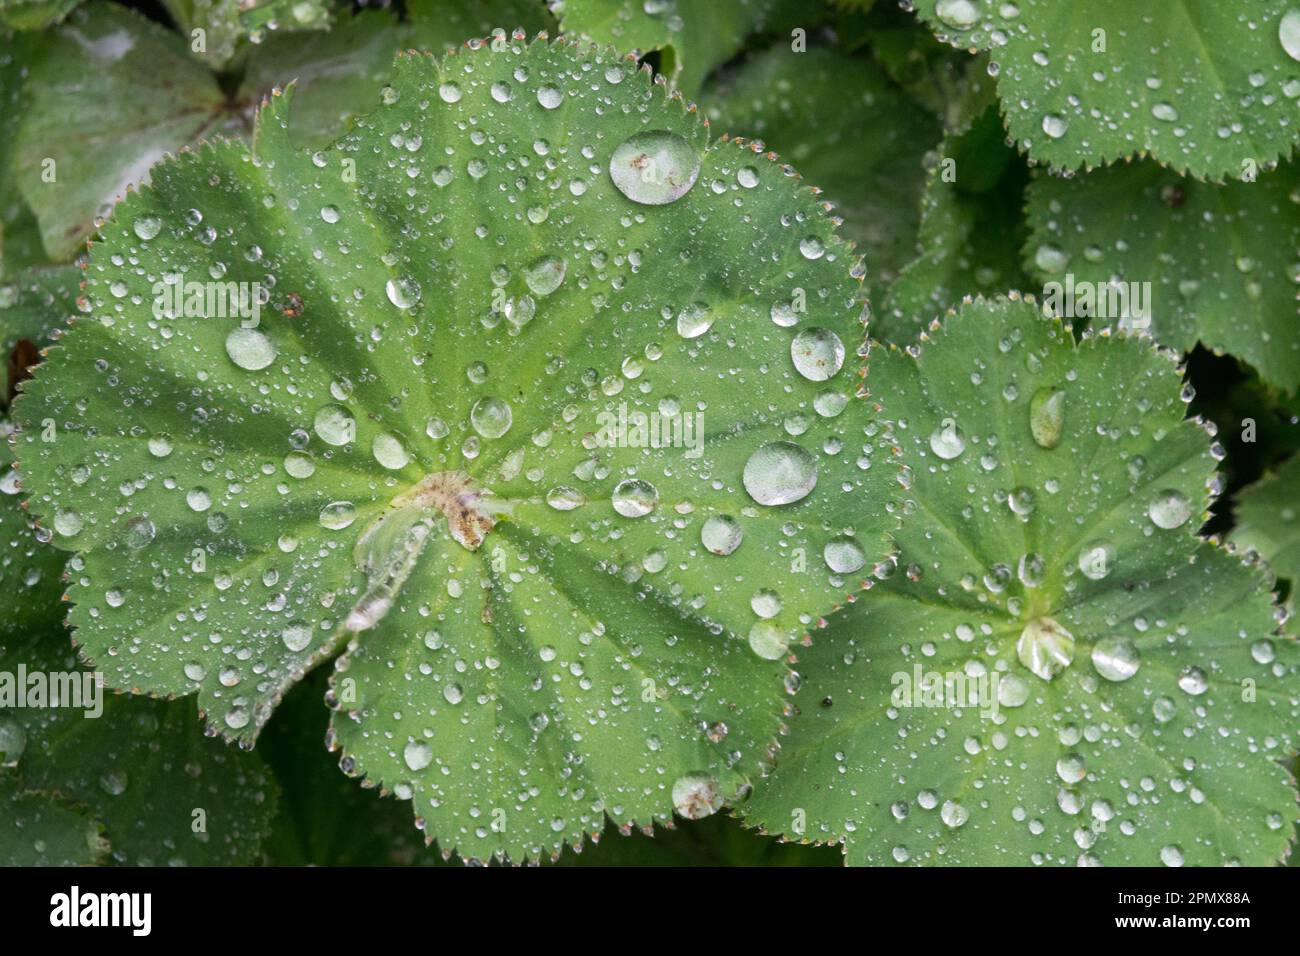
[1280, 9, 1300, 61]
[1029, 386, 1064, 449]
[470, 396, 512, 439]
[281, 620, 312, 652]
[403, 740, 432, 771]
[1041, 114, 1069, 139]
[320, 500, 357, 530]
[675, 302, 714, 339]
[743, 442, 818, 506]
[929, 418, 966, 460]
[225, 327, 277, 370]
[700, 515, 743, 555]
[385, 276, 421, 309]
[747, 621, 789, 659]
[609, 131, 701, 205]
[671, 772, 721, 820]
[1092, 635, 1140, 681]
[823, 535, 866, 574]
[523, 255, 566, 296]
[612, 478, 658, 517]
[314, 404, 356, 445]
[1148, 489, 1192, 529]
[790, 327, 845, 381]
[935, 0, 979, 28]
[372, 432, 409, 470]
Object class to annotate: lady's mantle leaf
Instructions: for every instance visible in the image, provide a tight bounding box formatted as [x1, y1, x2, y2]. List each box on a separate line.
[1232, 452, 1300, 610]
[14, 4, 229, 261]
[742, 297, 1300, 865]
[704, 44, 941, 291]
[1, 785, 107, 865]
[911, 0, 1300, 181]
[879, 103, 1030, 341]
[554, 0, 776, 97]
[1, 626, 279, 865]
[1026, 161, 1300, 394]
[14, 37, 897, 862]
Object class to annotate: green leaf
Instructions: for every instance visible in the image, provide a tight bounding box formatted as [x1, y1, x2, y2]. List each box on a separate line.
[235, 10, 412, 151]
[910, 0, 1300, 181]
[0, 784, 107, 865]
[261, 668, 453, 866]
[161, 0, 336, 69]
[14, 38, 897, 862]
[0, 0, 79, 30]
[553, 0, 776, 97]
[742, 296, 1300, 865]
[1, 34, 51, 277]
[1232, 452, 1300, 610]
[555, 813, 840, 865]
[1, 267, 80, 641]
[1, 626, 279, 865]
[1025, 161, 1300, 394]
[704, 44, 941, 290]
[878, 104, 1031, 341]
[235, 0, 333, 38]
[407, 0, 555, 51]
[14, 3, 229, 262]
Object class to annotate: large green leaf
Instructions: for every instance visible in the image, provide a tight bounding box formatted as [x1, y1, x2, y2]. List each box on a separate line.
[1, 626, 278, 865]
[878, 103, 1030, 341]
[14, 37, 896, 862]
[742, 297, 1300, 865]
[1232, 452, 1300, 611]
[911, 0, 1300, 181]
[14, 3, 230, 262]
[704, 44, 940, 291]
[553, 0, 776, 97]
[1, 784, 107, 865]
[1026, 161, 1300, 393]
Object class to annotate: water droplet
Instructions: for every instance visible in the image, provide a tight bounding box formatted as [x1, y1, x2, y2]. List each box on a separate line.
[320, 500, 357, 530]
[612, 478, 658, 517]
[1041, 114, 1069, 139]
[940, 800, 969, 827]
[319, 204, 340, 224]
[123, 516, 156, 550]
[523, 256, 566, 296]
[700, 515, 743, 555]
[1148, 489, 1192, 529]
[609, 130, 701, 205]
[132, 216, 161, 241]
[1017, 616, 1075, 680]
[790, 327, 845, 381]
[1056, 753, 1086, 784]
[1091, 636, 1140, 681]
[748, 621, 789, 660]
[281, 620, 312, 652]
[404, 740, 432, 771]
[935, 0, 979, 28]
[372, 433, 409, 470]
[823, 535, 866, 574]
[1280, 9, 1300, 61]
[1077, 541, 1114, 580]
[470, 396, 512, 439]
[224, 327, 277, 370]
[536, 85, 563, 109]
[799, 236, 825, 260]
[443, 683, 463, 705]
[385, 276, 421, 309]
[314, 404, 356, 446]
[929, 418, 966, 460]
[1160, 845, 1185, 867]
[675, 302, 714, 339]
[0, 720, 27, 767]
[1177, 666, 1208, 696]
[743, 442, 818, 506]
[671, 772, 721, 820]
[1029, 386, 1064, 449]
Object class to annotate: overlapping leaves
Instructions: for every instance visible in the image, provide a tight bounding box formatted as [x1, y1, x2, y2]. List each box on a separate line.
[742, 297, 1300, 865]
[14, 36, 897, 862]
[912, 0, 1300, 181]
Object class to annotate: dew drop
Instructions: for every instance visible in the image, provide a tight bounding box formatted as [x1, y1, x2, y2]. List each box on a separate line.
[403, 741, 432, 771]
[743, 442, 818, 506]
[470, 396, 513, 439]
[314, 404, 356, 446]
[1091, 636, 1140, 681]
[1017, 616, 1075, 680]
[319, 500, 357, 530]
[790, 327, 845, 381]
[609, 130, 701, 205]
[612, 478, 658, 518]
[671, 772, 721, 820]
[700, 515, 743, 555]
[1029, 386, 1065, 449]
[1148, 489, 1192, 529]
[675, 302, 714, 339]
[224, 327, 277, 370]
[929, 418, 966, 460]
